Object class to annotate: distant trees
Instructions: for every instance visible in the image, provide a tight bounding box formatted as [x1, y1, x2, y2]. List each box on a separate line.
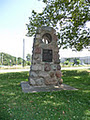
[0, 52, 31, 66]
[63, 58, 81, 66]
[17, 57, 22, 65]
[0, 52, 16, 66]
[26, 54, 32, 65]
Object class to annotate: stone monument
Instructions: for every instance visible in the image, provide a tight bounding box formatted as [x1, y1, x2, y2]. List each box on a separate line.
[28, 26, 62, 86]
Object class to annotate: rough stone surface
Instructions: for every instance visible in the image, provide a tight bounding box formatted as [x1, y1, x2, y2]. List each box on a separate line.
[29, 26, 62, 86]
[55, 71, 62, 78]
[32, 65, 42, 71]
[34, 47, 41, 54]
[30, 72, 37, 77]
[54, 53, 60, 64]
[59, 79, 63, 85]
[32, 59, 37, 65]
[54, 60, 60, 64]
[37, 28, 41, 34]
[42, 26, 52, 32]
[33, 54, 40, 60]
[39, 72, 49, 77]
[44, 63, 51, 71]
[45, 78, 57, 85]
[36, 78, 44, 85]
[51, 65, 57, 70]
[36, 59, 41, 64]
[30, 78, 36, 85]
[54, 55, 59, 59]
[50, 72, 54, 78]
[57, 65, 61, 70]
[21, 81, 78, 93]
[53, 35, 58, 41]
[35, 40, 40, 46]
[36, 34, 41, 38]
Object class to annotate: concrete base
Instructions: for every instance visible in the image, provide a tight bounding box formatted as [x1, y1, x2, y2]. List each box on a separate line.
[21, 81, 78, 93]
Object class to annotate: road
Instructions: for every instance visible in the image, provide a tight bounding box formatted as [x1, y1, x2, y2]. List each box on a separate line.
[0, 66, 90, 73]
[0, 69, 29, 73]
[61, 66, 90, 70]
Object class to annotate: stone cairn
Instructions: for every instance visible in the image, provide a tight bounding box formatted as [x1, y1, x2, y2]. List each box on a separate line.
[29, 26, 63, 86]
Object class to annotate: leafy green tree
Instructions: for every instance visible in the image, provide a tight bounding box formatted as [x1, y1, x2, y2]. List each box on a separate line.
[26, 54, 32, 65]
[18, 57, 22, 65]
[73, 58, 81, 65]
[64, 60, 69, 65]
[26, 54, 32, 61]
[26, 0, 90, 51]
[76, 59, 81, 65]
[0, 52, 24, 66]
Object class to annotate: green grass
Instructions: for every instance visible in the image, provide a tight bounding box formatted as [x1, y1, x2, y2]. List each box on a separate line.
[0, 70, 90, 120]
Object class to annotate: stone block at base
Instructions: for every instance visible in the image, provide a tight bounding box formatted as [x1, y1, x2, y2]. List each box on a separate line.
[21, 81, 78, 93]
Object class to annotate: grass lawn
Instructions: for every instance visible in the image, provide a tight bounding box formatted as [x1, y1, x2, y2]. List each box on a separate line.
[0, 69, 90, 120]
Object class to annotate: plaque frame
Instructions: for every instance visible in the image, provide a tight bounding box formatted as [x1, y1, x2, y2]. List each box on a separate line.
[42, 49, 53, 62]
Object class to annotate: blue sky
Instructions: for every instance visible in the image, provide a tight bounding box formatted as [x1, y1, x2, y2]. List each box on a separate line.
[0, 0, 90, 59]
[0, 0, 45, 58]
[0, 0, 45, 30]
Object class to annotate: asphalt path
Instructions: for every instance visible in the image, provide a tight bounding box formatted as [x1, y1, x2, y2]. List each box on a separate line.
[0, 69, 29, 73]
[0, 66, 90, 73]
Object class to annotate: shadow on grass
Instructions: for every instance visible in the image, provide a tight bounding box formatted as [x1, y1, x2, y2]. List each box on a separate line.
[62, 70, 90, 90]
[0, 90, 89, 120]
[62, 70, 89, 77]
[0, 70, 90, 120]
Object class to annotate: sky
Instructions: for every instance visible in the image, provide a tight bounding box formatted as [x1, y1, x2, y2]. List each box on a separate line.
[0, 0, 90, 59]
[0, 0, 45, 58]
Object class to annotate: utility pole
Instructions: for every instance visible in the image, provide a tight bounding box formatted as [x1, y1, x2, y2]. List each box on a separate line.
[23, 39, 25, 67]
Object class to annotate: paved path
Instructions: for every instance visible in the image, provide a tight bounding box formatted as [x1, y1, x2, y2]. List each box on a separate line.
[0, 66, 90, 73]
[61, 66, 90, 70]
[0, 69, 29, 73]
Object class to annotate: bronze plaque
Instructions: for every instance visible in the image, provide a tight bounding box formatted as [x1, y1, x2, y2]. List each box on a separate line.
[42, 49, 52, 62]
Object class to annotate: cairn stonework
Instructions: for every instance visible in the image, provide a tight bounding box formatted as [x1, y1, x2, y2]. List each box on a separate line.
[29, 26, 62, 86]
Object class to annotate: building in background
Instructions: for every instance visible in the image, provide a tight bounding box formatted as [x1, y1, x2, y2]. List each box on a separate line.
[60, 48, 90, 65]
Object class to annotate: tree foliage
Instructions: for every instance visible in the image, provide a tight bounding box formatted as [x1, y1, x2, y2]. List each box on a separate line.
[26, 0, 90, 51]
[26, 54, 32, 65]
[26, 54, 32, 61]
[0, 52, 23, 66]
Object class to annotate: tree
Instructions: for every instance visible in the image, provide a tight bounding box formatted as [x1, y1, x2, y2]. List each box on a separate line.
[0, 52, 24, 66]
[18, 57, 22, 65]
[26, 54, 32, 65]
[64, 60, 69, 65]
[26, 54, 32, 61]
[74, 58, 81, 65]
[26, 0, 90, 51]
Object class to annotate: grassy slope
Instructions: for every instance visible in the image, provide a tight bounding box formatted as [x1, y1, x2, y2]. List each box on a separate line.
[0, 70, 90, 120]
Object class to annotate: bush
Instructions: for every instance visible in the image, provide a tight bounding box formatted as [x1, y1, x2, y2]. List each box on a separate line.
[64, 60, 69, 65]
